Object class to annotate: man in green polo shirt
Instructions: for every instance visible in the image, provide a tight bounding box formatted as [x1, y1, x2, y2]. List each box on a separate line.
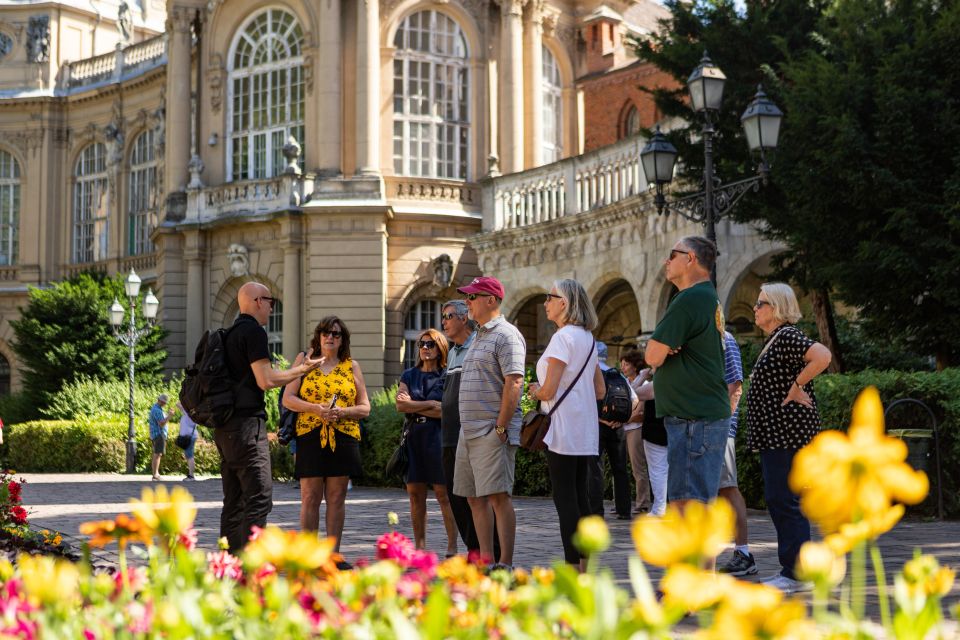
[645, 236, 730, 507]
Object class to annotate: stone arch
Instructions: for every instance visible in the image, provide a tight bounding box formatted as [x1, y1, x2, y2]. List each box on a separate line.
[592, 278, 642, 363]
[525, 249, 536, 267]
[507, 290, 551, 365]
[511, 252, 522, 268]
[0, 145, 26, 186]
[383, 0, 482, 61]
[724, 248, 783, 336]
[212, 274, 281, 326]
[212, 1, 317, 69]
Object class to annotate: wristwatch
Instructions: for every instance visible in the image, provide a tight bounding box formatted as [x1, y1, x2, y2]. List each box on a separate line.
[495, 425, 506, 436]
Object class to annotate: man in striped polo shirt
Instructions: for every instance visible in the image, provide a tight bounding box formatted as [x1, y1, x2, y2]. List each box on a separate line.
[454, 276, 526, 572]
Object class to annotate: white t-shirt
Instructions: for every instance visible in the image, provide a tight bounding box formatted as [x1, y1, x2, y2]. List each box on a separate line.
[178, 412, 198, 439]
[622, 375, 644, 432]
[536, 325, 599, 456]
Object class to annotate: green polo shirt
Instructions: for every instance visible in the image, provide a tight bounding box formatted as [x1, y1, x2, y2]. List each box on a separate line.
[650, 281, 730, 421]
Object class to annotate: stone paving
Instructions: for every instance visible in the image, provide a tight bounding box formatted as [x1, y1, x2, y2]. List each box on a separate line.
[19, 472, 960, 619]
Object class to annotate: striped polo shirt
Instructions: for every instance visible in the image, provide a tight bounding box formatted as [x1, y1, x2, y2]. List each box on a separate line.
[723, 331, 744, 438]
[458, 314, 526, 443]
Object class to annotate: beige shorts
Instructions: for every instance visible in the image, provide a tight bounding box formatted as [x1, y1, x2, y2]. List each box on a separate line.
[452, 427, 517, 498]
[719, 436, 738, 489]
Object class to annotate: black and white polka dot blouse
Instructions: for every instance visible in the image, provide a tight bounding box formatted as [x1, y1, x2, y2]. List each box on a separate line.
[746, 324, 822, 451]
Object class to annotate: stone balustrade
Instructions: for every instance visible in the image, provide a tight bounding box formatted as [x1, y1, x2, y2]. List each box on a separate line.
[120, 253, 157, 275]
[0, 266, 17, 281]
[185, 173, 311, 221]
[61, 34, 167, 92]
[482, 135, 650, 232]
[384, 176, 481, 210]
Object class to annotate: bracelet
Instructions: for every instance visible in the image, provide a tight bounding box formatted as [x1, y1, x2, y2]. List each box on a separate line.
[794, 379, 804, 388]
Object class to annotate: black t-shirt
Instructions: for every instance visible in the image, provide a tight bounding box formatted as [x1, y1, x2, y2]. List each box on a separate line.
[225, 314, 271, 418]
[641, 398, 668, 446]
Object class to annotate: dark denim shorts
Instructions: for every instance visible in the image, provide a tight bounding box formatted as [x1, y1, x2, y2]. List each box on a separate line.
[664, 417, 728, 503]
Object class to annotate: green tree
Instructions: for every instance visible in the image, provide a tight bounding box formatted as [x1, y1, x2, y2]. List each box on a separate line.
[10, 272, 168, 409]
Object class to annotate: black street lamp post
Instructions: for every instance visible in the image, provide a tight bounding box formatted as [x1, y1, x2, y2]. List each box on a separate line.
[108, 269, 160, 474]
[641, 51, 783, 285]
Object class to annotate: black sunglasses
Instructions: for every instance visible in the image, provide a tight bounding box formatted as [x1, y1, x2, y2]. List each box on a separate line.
[321, 330, 343, 338]
[465, 293, 493, 301]
[255, 296, 277, 309]
[545, 293, 563, 300]
[668, 249, 690, 261]
[418, 340, 437, 349]
[441, 312, 459, 321]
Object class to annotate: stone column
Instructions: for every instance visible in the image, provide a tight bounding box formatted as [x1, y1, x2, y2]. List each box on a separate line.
[184, 228, 205, 358]
[499, 0, 525, 175]
[356, 0, 380, 176]
[282, 245, 301, 362]
[523, 1, 544, 169]
[165, 6, 194, 200]
[316, 0, 342, 176]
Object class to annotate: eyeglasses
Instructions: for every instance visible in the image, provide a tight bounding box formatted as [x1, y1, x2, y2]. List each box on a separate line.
[418, 340, 437, 349]
[545, 293, 563, 300]
[321, 330, 343, 338]
[255, 296, 277, 309]
[441, 312, 459, 321]
[465, 293, 492, 301]
[754, 300, 772, 309]
[667, 249, 690, 261]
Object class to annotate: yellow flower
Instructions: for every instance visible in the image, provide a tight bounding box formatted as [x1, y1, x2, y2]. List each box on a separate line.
[901, 555, 955, 597]
[796, 541, 846, 586]
[631, 499, 734, 567]
[243, 525, 337, 575]
[573, 515, 610, 555]
[697, 581, 814, 640]
[129, 485, 197, 538]
[789, 386, 928, 535]
[660, 565, 732, 611]
[387, 512, 399, 527]
[17, 553, 80, 608]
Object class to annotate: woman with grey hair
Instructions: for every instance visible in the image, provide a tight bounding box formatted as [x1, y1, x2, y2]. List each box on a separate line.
[746, 282, 832, 594]
[527, 278, 606, 569]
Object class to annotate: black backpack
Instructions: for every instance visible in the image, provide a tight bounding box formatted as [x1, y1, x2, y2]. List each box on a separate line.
[599, 369, 633, 423]
[179, 327, 238, 429]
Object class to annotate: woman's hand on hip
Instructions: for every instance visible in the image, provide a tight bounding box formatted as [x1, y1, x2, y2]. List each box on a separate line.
[783, 383, 813, 409]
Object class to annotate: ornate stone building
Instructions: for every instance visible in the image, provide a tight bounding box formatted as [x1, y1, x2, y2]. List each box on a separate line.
[0, 0, 779, 395]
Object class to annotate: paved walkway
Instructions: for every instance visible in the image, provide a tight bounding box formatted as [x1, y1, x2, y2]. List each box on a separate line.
[19, 473, 960, 618]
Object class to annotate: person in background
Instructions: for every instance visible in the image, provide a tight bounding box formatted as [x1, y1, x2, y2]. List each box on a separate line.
[176, 401, 199, 481]
[283, 316, 370, 566]
[717, 331, 754, 576]
[748, 282, 832, 594]
[397, 328, 459, 555]
[618, 349, 652, 515]
[590, 341, 634, 520]
[527, 279, 605, 569]
[148, 393, 170, 481]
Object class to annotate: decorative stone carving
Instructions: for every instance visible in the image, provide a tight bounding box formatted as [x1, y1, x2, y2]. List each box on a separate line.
[432, 254, 454, 289]
[0, 130, 43, 156]
[227, 244, 249, 277]
[303, 54, 314, 95]
[208, 53, 224, 113]
[187, 154, 205, 189]
[169, 6, 195, 34]
[282, 136, 301, 175]
[485, 154, 501, 178]
[117, 1, 133, 43]
[0, 33, 12, 59]
[26, 15, 49, 63]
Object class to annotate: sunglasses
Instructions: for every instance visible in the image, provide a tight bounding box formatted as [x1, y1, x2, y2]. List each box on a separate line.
[545, 293, 563, 300]
[441, 312, 459, 321]
[418, 340, 437, 349]
[255, 296, 277, 309]
[465, 293, 493, 301]
[321, 330, 343, 338]
[754, 300, 772, 309]
[667, 249, 690, 261]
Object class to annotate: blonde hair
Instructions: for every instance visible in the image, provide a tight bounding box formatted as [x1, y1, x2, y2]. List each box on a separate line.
[760, 282, 802, 324]
[553, 279, 598, 331]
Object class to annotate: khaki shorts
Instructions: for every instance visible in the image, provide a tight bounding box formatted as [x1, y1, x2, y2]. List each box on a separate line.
[453, 427, 517, 498]
[719, 436, 738, 489]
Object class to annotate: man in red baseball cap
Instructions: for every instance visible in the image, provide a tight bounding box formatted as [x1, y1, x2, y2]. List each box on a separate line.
[453, 275, 525, 572]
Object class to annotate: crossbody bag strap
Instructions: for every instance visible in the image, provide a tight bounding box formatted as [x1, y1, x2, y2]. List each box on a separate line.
[749, 327, 787, 382]
[546, 338, 596, 417]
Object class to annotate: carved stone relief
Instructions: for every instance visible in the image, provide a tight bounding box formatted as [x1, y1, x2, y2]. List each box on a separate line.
[227, 244, 249, 277]
[208, 53, 224, 113]
[0, 130, 43, 156]
[431, 254, 454, 288]
[26, 15, 49, 63]
[0, 33, 12, 60]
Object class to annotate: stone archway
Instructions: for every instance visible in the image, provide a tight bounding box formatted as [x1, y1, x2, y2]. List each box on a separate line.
[725, 250, 782, 337]
[593, 279, 642, 364]
[509, 294, 552, 366]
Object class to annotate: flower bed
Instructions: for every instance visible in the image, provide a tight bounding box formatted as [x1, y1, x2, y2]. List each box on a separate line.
[0, 388, 956, 638]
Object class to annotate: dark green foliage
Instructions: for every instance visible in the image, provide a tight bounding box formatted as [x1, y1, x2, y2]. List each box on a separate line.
[736, 368, 960, 518]
[359, 385, 407, 488]
[9, 272, 168, 414]
[0, 392, 35, 426]
[41, 376, 183, 421]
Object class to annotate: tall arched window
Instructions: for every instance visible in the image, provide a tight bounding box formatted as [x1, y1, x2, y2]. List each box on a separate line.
[542, 46, 563, 163]
[128, 130, 157, 255]
[228, 8, 305, 181]
[403, 299, 442, 369]
[622, 105, 640, 139]
[267, 300, 283, 360]
[73, 143, 108, 264]
[0, 150, 20, 266]
[393, 11, 470, 180]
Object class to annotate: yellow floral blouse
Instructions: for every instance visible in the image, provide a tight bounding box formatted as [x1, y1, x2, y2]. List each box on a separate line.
[295, 358, 361, 451]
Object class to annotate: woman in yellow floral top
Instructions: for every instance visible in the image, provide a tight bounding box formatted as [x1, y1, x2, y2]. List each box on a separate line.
[283, 316, 370, 561]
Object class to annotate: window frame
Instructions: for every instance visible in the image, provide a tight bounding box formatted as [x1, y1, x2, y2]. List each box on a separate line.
[128, 130, 157, 256]
[402, 298, 443, 370]
[0, 149, 20, 266]
[541, 45, 563, 163]
[72, 143, 109, 264]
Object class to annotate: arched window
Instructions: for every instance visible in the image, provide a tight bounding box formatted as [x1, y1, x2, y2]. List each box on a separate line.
[542, 46, 563, 163]
[0, 353, 9, 396]
[128, 130, 157, 255]
[228, 9, 305, 181]
[0, 150, 20, 266]
[392, 11, 470, 180]
[403, 299, 442, 369]
[622, 105, 640, 139]
[267, 300, 283, 360]
[73, 143, 108, 264]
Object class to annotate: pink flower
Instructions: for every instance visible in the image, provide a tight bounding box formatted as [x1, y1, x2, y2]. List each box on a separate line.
[178, 528, 198, 551]
[207, 550, 244, 581]
[253, 563, 277, 585]
[375, 531, 414, 564]
[408, 549, 439, 578]
[10, 505, 27, 525]
[247, 526, 264, 542]
[125, 600, 153, 635]
[113, 566, 148, 596]
[83, 630, 97, 640]
[396, 573, 428, 599]
[467, 549, 492, 567]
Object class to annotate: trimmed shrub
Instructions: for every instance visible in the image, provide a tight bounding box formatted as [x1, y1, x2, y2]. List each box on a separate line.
[358, 385, 406, 488]
[0, 392, 35, 426]
[42, 377, 184, 421]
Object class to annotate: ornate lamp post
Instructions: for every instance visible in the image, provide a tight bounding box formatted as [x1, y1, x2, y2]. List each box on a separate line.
[641, 51, 783, 284]
[108, 269, 160, 474]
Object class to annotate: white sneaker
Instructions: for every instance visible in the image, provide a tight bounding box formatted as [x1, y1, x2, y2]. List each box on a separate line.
[760, 574, 813, 594]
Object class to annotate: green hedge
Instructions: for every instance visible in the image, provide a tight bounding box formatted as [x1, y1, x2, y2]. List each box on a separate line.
[735, 368, 960, 518]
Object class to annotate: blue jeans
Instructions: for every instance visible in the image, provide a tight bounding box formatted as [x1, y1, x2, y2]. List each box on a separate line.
[664, 417, 728, 503]
[760, 449, 811, 580]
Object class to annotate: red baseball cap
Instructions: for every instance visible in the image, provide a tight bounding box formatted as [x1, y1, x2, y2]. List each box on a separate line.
[457, 276, 505, 299]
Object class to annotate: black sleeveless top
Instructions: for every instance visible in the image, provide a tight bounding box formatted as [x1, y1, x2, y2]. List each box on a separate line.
[641, 398, 667, 446]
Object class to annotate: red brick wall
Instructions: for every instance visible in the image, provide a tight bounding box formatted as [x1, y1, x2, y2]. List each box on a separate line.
[581, 62, 679, 153]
